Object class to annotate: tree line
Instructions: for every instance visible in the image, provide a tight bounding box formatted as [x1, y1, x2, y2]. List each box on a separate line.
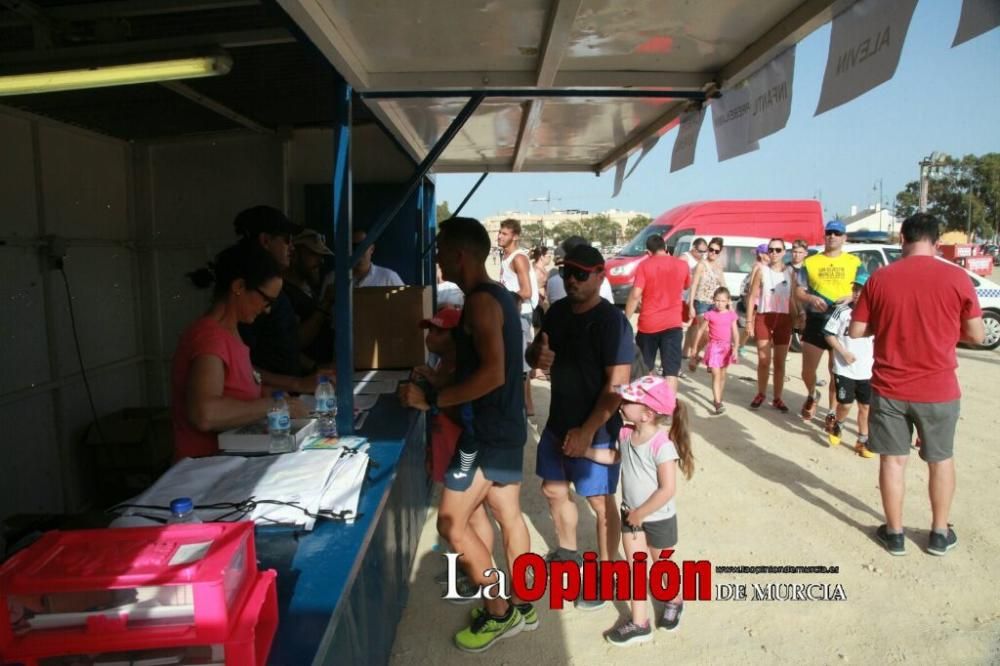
[895, 152, 1000, 239]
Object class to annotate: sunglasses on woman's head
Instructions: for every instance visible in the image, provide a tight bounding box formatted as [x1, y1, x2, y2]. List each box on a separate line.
[560, 265, 599, 282]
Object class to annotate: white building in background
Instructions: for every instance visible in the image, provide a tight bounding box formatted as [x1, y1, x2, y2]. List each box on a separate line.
[842, 204, 899, 235]
[482, 208, 651, 246]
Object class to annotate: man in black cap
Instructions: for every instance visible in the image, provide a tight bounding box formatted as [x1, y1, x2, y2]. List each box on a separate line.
[546, 235, 615, 304]
[234, 205, 331, 390]
[527, 244, 634, 611]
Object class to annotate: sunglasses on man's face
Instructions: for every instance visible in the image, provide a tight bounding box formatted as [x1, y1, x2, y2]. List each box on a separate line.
[825, 230, 845, 237]
[560, 265, 600, 282]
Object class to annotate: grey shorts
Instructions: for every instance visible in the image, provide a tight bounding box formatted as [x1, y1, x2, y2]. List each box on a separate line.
[868, 392, 960, 463]
[621, 507, 678, 550]
[520, 313, 532, 372]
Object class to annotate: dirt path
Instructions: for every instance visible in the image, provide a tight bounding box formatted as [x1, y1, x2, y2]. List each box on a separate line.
[390, 332, 999, 665]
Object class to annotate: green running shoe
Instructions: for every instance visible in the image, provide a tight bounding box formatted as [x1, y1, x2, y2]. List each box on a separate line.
[471, 603, 539, 631]
[454, 605, 524, 653]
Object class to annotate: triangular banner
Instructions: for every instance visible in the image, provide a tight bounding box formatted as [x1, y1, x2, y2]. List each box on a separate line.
[612, 157, 627, 198]
[747, 46, 795, 143]
[711, 86, 759, 162]
[815, 0, 918, 116]
[953, 0, 1000, 47]
[625, 136, 659, 180]
[670, 108, 705, 172]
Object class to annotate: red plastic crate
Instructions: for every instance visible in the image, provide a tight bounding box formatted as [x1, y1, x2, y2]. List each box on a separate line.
[0, 523, 266, 663]
[2, 570, 277, 666]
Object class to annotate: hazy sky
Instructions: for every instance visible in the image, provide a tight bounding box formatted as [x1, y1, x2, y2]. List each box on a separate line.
[434, 1, 1000, 223]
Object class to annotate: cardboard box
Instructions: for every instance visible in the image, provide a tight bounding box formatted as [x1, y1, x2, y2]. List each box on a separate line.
[353, 286, 431, 369]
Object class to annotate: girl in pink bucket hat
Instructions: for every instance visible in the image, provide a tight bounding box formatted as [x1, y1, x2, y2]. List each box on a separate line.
[585, 375, 695, 646]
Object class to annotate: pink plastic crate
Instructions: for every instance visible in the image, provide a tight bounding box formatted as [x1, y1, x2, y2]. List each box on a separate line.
[0, 523, 261, 662]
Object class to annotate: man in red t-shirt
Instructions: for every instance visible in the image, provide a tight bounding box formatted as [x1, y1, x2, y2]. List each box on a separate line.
[850, 213, 984, 557]
[624, 234, 691, 391]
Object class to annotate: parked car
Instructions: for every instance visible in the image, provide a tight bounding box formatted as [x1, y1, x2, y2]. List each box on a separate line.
[806, 244, 1000, 351]
[606, 200, 824, 304]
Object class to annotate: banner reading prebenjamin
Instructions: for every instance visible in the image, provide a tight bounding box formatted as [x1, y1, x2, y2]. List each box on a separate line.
[711, 85, 759, 162]
[815, 0, 918, 116]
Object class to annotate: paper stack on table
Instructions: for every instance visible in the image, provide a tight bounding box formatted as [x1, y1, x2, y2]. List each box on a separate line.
[116, 446, 370, 530]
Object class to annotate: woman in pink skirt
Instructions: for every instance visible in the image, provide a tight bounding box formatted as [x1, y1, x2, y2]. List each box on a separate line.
[688, 287, 740, 415]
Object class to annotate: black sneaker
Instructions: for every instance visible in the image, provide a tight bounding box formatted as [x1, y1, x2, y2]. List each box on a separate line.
[876, 524, 906, 556]
[605, 620, 652, 646]
[927, 526, 958, 556]
[659, 602, 683, 631]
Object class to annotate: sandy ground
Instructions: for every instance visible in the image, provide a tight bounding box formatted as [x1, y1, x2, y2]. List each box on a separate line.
[390, 279, 1000, 664]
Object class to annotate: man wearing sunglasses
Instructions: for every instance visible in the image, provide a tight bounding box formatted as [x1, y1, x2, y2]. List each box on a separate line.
[528, 245, 634, 610]
[793, 220, 862, 427]
[235, 206, 333, 394]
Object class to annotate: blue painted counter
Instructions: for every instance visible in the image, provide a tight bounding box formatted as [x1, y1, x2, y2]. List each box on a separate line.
[257, 398, 429, 665]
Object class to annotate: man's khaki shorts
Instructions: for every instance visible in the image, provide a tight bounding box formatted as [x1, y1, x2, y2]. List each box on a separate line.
[868, 392, 960, 463]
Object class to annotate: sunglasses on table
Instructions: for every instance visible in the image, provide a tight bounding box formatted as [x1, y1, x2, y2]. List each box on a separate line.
[560, 265, 602, 282]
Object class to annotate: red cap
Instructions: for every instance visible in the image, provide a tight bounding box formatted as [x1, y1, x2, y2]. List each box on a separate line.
[419, 307, 462, 330]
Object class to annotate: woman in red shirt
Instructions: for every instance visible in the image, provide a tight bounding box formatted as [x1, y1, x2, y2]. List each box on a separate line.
[171, 243, 309, 459]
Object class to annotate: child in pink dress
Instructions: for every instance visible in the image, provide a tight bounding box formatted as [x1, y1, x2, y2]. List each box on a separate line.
[688, 287, 739, 415]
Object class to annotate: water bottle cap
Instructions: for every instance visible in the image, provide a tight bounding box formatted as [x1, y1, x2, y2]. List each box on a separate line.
[170, 497, 194, 514]
[272, 390, 285, 399]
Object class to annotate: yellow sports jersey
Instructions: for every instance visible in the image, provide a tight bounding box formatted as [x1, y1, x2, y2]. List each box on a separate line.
[802, 252, 861, 304]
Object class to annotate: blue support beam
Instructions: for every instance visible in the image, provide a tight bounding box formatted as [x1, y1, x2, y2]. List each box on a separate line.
[351, 93, 485, 265]
[332, 77, 354, 436]
[422, 180, 437, 290]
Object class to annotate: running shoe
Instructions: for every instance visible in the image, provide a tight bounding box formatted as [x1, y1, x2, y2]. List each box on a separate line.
[927, 526, 958, 557]
[454, 605, 524, 653]
[771, 398, 789, 413]
[875, 525, 906, 556]
[660, 602, 684, 631]
[605, 620, 652, 647]
[854, 442, 875, 458]
[471, 603, 539, 631]
[825, 414, 841, 447]
[750, 393, 765, 409]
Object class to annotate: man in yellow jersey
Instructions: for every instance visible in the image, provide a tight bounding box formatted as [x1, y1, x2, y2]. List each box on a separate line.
[793, 220, 861, 429]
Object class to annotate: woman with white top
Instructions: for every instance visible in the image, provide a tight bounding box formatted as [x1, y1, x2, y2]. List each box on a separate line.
[746, 238, 794, 412]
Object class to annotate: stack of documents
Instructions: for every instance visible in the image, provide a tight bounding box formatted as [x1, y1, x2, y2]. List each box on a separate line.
[116, 445, 370, 530]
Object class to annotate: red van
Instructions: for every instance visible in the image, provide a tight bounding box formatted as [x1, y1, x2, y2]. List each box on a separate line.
[606, 200, 825, 303]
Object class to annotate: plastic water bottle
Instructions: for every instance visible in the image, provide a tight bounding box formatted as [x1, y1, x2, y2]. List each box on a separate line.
[315, 375, 338, 439]
[268, 390, 293, 454]
[167, 497, 202, 524]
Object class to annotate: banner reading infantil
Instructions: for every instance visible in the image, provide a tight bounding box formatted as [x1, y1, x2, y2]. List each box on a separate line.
[815, 0, 918, 116]
[747, 46, 795, 143]
[670, 108, 705, 173]
[953, 0, 1000, 47]
[711, 86, 759, 162]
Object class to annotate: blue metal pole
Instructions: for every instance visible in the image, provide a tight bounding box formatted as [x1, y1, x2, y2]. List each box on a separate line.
[423, 179, 437, 288]
[332, 77, 354, 436]
[351, 93, 485, 264]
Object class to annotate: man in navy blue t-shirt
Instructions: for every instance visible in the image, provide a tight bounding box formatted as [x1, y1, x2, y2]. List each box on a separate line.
[527, 244, 634, 611]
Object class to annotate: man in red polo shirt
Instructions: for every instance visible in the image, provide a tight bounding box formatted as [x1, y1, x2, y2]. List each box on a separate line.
[849, 213, 984, 557]
[625, 234, 691, 392]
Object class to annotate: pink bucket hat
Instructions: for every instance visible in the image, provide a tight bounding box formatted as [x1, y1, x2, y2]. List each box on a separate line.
[616, 375, 677, 415]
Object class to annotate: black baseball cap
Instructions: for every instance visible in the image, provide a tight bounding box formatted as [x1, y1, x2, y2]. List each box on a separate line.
[233, 205, 302, 238]
[563, 244, 605, 271]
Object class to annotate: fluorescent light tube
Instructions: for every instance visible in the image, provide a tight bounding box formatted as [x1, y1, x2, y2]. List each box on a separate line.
[0, 55, 233, 96]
